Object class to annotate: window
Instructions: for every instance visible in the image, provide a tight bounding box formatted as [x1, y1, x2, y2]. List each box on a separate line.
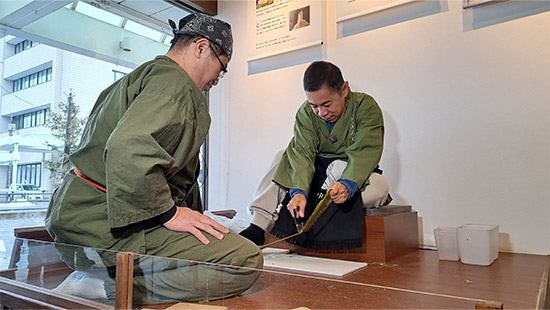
[12, 67, 52, 92]
[74, 1, 124, 27]
[14, 40, 39, 54]
[13, 108, 50, 130]
[17, 163, 42, 187]
[124, 20, 164, 41]
[113, 70, 127, 82]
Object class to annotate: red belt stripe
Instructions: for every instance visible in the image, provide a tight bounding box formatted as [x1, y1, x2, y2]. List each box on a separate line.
[74, 167, 106, 192]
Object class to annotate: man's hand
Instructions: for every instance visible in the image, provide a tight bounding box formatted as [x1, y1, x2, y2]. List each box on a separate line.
[163, 207, 229, 245]
[287, 193, 307, 218]
[329, 182, 348, 204]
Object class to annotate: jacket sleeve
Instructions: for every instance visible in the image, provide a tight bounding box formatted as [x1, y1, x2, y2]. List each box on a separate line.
[104, 89, 201, 228]
[273, 103, 319, 194]
[341, 95, 384, 190]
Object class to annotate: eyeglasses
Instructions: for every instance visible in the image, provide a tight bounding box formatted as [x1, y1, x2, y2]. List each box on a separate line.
[209, 44, 227, 79]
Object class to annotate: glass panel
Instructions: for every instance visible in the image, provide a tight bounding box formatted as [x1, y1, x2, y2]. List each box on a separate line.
[38, 71, 45, 84]
[2, 239, 367, 308]
[22, 184, 40, 191]
[2, 239, 267, 306]
[164, 35, 174, 45]
[30, 111, 36, 126]
[29, 73, 36, 87]
[1, 239, 467, 309]
[75, 1, 123, 27]
[23, 114, 30, 128]
[113, 70, 126, 82]
[124, 20, 163, 41]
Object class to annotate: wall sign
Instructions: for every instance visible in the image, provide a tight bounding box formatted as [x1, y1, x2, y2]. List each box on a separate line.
[248, 0, 323, 62]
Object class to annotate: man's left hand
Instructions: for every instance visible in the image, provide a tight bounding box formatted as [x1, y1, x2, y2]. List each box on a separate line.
[328, 182, 348, 204]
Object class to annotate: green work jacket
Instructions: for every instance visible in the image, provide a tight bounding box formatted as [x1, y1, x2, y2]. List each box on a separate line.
[47, 55, 210, 244]
[273, 91, 384, 194]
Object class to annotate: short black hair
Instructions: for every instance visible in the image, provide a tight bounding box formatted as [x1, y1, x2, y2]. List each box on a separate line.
[303, 61, 344, 94]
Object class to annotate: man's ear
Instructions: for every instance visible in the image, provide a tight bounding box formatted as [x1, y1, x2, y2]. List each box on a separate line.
[193, 38, 210, 58]
[342, 81, 350, 97]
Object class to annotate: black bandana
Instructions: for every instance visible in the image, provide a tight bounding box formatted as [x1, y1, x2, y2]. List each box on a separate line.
[169, 13, 233, 60]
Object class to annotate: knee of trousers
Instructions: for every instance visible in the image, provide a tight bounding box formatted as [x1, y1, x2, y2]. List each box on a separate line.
[131, 234, 264, 303]
[203, 235, 264, 300]
[361, 173, 390, 208]
[326, 159, 347, 180]
[212, 233, 264, 294]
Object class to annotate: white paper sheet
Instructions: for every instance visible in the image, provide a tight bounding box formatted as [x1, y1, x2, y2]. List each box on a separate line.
[263, 252, 367, 276]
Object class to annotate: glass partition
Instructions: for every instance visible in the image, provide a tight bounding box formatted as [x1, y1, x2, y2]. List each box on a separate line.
[0, 238, 386, 309]
[1, 238, 481, 309]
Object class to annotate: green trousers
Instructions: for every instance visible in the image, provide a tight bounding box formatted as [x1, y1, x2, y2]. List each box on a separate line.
[47, 172, 263, 304]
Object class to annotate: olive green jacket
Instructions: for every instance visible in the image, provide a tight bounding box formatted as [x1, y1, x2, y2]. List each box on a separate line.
[49, 55, 210, 232]
[273, 91, 384, 194]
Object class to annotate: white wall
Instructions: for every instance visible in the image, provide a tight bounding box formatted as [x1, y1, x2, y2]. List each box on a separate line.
[209, 0, 549, 254]
[56, 50, 133, 117]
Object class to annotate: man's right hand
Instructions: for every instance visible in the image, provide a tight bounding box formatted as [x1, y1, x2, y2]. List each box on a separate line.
[163, 206, 229, 245]
[287, 193, 307, 218]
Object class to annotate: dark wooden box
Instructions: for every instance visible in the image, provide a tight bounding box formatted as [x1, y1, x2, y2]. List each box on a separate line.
[265, 205, 419, 263]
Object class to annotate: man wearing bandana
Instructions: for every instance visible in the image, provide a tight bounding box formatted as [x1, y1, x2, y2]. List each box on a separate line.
[46, 13, 262, 304]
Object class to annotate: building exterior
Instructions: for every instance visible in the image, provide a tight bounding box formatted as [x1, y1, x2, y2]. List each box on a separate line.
[0, 35, 132, 192]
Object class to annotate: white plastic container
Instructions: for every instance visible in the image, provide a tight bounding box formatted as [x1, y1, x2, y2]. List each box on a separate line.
[433, 227, 460, 261]
[457, 224, 499, 266]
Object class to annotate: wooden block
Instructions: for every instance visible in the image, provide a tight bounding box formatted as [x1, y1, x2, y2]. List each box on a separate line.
[211, 210, 237, 219]
[265, 208, 419, 263]
[475, 300, 504, 309]
[13, 226, 53, 242]
[364, 211, 419, 262]
[115, 252, 134, 310]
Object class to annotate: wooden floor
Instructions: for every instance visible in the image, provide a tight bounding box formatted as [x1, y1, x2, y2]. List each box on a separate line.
[198, 249, 548, 309]
[2, 234, 548, 309]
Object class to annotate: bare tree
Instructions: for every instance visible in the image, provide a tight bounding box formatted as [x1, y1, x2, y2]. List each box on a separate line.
[44, 90, 86, 187]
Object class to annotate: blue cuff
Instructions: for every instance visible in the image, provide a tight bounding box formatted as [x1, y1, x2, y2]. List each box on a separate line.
[338, 179, 359, 200]
[290, 188, 307, 199]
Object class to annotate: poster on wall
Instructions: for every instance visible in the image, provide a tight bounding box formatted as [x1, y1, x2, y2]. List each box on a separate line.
[335, 0, 418, 23]
[248, 0, 323, 62]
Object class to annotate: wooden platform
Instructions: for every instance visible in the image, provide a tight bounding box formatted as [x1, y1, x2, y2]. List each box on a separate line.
[201, 250, 549, 309]
[1, 227, 549, 309]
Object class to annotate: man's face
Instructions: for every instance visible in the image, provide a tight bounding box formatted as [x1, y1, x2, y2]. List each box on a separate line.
[198, 44, 229, 91]
[306, 82, 349, 123]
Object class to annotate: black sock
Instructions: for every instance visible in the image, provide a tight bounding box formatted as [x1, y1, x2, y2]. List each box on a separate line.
[239, 223, 265, 246]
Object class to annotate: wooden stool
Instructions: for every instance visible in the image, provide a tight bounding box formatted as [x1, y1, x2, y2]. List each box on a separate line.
[265, 205, 419, 263]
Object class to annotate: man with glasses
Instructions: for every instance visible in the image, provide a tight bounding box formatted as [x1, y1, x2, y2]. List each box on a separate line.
[46, 13, 262, 304]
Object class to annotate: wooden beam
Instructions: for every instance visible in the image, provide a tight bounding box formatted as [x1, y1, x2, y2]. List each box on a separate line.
[211, 209, 237, 219]
[536, 255, 550, 309]
[0, 277, 111, 309]
[115, 252, 134, 310]
[165, 0, 218, 16]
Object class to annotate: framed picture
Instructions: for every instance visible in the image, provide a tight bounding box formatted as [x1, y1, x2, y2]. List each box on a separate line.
[248, 0, 323, 62]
